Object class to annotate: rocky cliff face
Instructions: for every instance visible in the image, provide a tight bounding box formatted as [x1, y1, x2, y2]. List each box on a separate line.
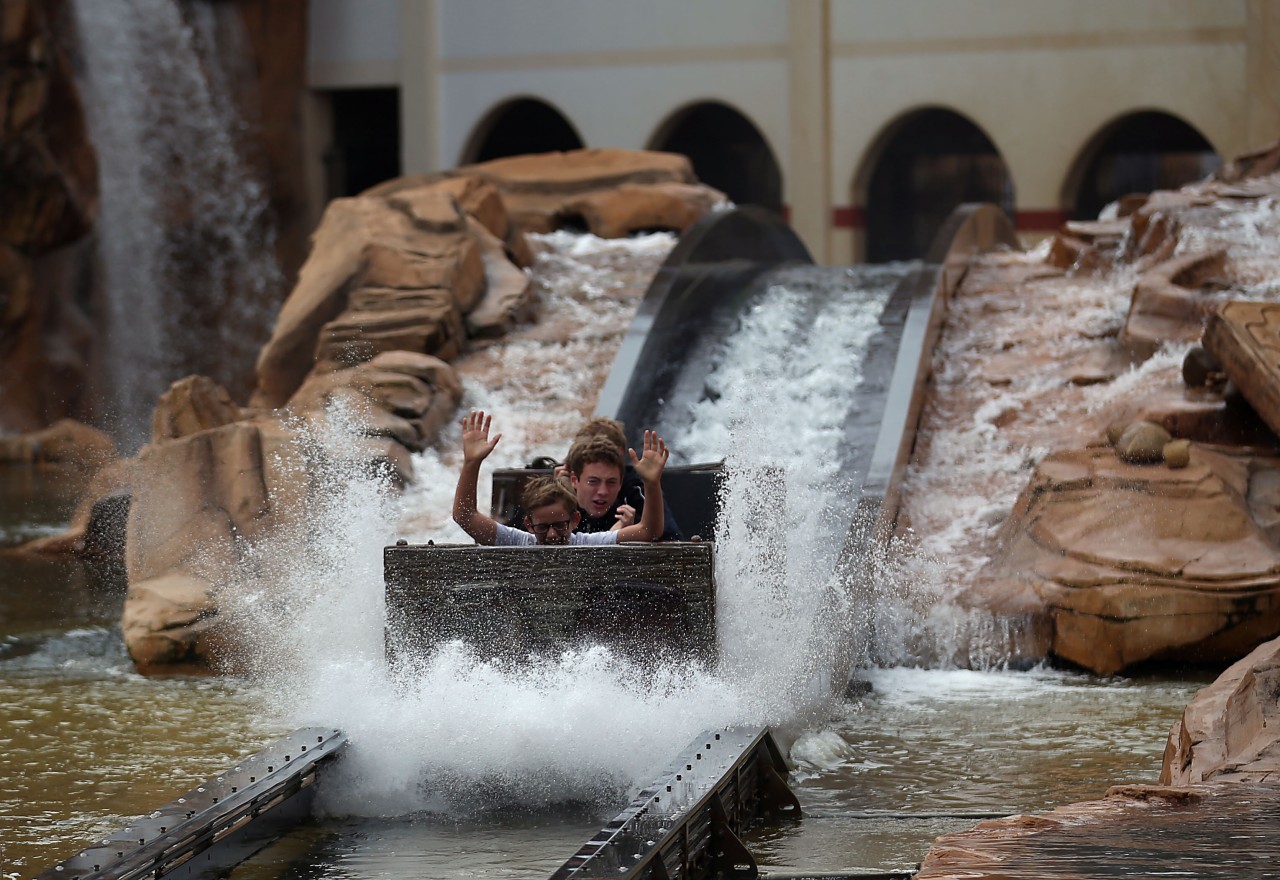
[0, 0, 98, 431]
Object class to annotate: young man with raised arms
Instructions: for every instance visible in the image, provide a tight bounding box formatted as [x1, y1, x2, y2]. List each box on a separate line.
[452, 410, 669, 546]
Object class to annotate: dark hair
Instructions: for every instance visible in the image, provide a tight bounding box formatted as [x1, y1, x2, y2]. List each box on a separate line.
[574, 417, 627, 453]
[566, 434, 625, 477]
[521, 475, 578, 513]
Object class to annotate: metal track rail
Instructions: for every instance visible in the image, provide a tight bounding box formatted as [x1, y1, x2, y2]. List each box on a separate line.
[550, 726, 801, 880]
[35, 727, 346, 880]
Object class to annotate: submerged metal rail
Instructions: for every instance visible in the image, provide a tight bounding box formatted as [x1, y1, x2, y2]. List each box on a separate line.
[35, 727, 346, 880]
[551, 726, 801, 880]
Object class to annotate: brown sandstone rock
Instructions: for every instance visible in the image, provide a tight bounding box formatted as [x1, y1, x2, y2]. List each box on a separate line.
[1160, 635, 1280, 786]
[915, 785, 1219, 880]
[122, 421, 275, 673]
[151, 375, 241, 442]
[1204, 300, 1280, 441]
[429, 175, 511, 241]
[1212, 139, 1280, 184]
[121, 571, 229, 676]
[452, 148, 700, 235]
[0, 417, 115, 468]
[253, 192, 490, 408]
[315, 287, 464, 373]
[555, 182, 727, 238]
[1114, 419, 1171, 463]
[1164, 438, 1192, 468]
[463, 215, 536, 338]
[967, 446, 1280, 675]
[252, 197, 422, 407]
[287, 352, 462, 455]
[1119, 250, 1229, 360]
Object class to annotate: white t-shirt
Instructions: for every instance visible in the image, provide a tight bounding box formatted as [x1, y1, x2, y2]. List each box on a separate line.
[494, 524, 618, 546]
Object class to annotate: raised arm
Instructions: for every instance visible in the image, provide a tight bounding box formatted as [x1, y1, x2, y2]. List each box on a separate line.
[616, 430, 669, 543]
[452, 410, 502, 545]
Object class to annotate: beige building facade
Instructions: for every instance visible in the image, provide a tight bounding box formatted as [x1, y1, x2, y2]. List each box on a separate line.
[306, 0, 1280, 264]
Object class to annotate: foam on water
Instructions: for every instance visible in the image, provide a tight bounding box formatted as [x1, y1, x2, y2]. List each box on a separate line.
[220, 243, 916, 818]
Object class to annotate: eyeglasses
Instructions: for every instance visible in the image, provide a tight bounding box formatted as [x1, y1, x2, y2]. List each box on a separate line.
[529, 519, 572, 535]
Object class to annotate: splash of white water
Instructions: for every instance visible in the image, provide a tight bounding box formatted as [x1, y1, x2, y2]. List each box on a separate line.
[226, 242, 915, 817]
[72, 0, 280, 449]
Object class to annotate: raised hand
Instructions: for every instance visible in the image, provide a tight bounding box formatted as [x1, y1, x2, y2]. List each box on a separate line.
[460, 410, 501, 464]
[629, 429, 669, 485]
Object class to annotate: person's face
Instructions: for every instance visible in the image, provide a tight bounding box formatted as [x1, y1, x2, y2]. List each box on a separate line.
[525, 503, 580, 545]
[571, 462, 622, 517]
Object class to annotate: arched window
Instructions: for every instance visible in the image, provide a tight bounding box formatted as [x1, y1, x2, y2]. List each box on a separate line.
[1065, 111, 1219, 221]
[860, 108, 1014, 263]
[462, 97, 584, 164]
[649, 101, 782, 213]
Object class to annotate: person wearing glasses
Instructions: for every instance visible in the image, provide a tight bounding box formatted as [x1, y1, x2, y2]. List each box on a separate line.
[452, 409, 669, 546]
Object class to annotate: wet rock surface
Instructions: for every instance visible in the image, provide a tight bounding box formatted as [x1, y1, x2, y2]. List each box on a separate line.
[910, 143, 1280, 877]
[902, 141, 1280, 677]
[0, 0, 99, 430]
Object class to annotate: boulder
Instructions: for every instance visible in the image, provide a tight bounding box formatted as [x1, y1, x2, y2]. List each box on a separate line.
[1113, 419, 1171, 463]
[915, 785, 1213, 880]
[151, 375, 241, 442]
[251, 197, 425, 407]
[121, 571, 229, 676]
[315, 287, 465, 372]
[252, 195, 488, 407]
[451, 148, 701, 235]
[555, 181, 727, 238]
[287, 351, 462, 454]
[1118, 250, 1229, 360]
[1160, 635, 1280, 786]
[463, 215, 536, 338]
[1204, 300, 1280, 440]
[967, 446, 1280, 675]
[122, 422, 272, 672]
[0, 417, 115, 468]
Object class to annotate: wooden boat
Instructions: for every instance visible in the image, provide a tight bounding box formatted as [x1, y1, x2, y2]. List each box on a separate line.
[384, 463, 723, 664]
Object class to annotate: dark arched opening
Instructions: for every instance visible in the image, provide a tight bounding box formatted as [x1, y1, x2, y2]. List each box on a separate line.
[649, 101, 783, 213]
[1067, 112, 1219, 220]
[463, 97, 584, 164]
[863, 109, 1014, 263]
[324, 88, 401, 198]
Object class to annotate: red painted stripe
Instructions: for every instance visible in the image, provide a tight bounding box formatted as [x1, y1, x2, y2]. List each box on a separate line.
[827, 206, 1065, 231]
[833, 206, 865, 228]
[1015, 209, 1068, 231]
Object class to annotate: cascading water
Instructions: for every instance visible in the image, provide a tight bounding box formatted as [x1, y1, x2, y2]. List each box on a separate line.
[71, 0, 281, 449]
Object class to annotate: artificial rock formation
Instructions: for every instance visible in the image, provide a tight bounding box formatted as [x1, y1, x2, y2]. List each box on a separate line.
[900, 140, 1280, 678]
[0, 417, 114, 468]
[969, 446, 1280, 675]
[1161, 635, 1280, 786]
[121, 149, 718, 674]
[1204, 300, 1280, 440]
[123, 419, 272, 675]
[0, 0, 99, 430]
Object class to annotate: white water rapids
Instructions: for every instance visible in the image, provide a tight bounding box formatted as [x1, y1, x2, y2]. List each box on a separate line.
[216, 235, 925, 818]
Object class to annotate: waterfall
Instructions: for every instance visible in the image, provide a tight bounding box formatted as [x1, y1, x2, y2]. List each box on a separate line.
[71, 0, 281, 450]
